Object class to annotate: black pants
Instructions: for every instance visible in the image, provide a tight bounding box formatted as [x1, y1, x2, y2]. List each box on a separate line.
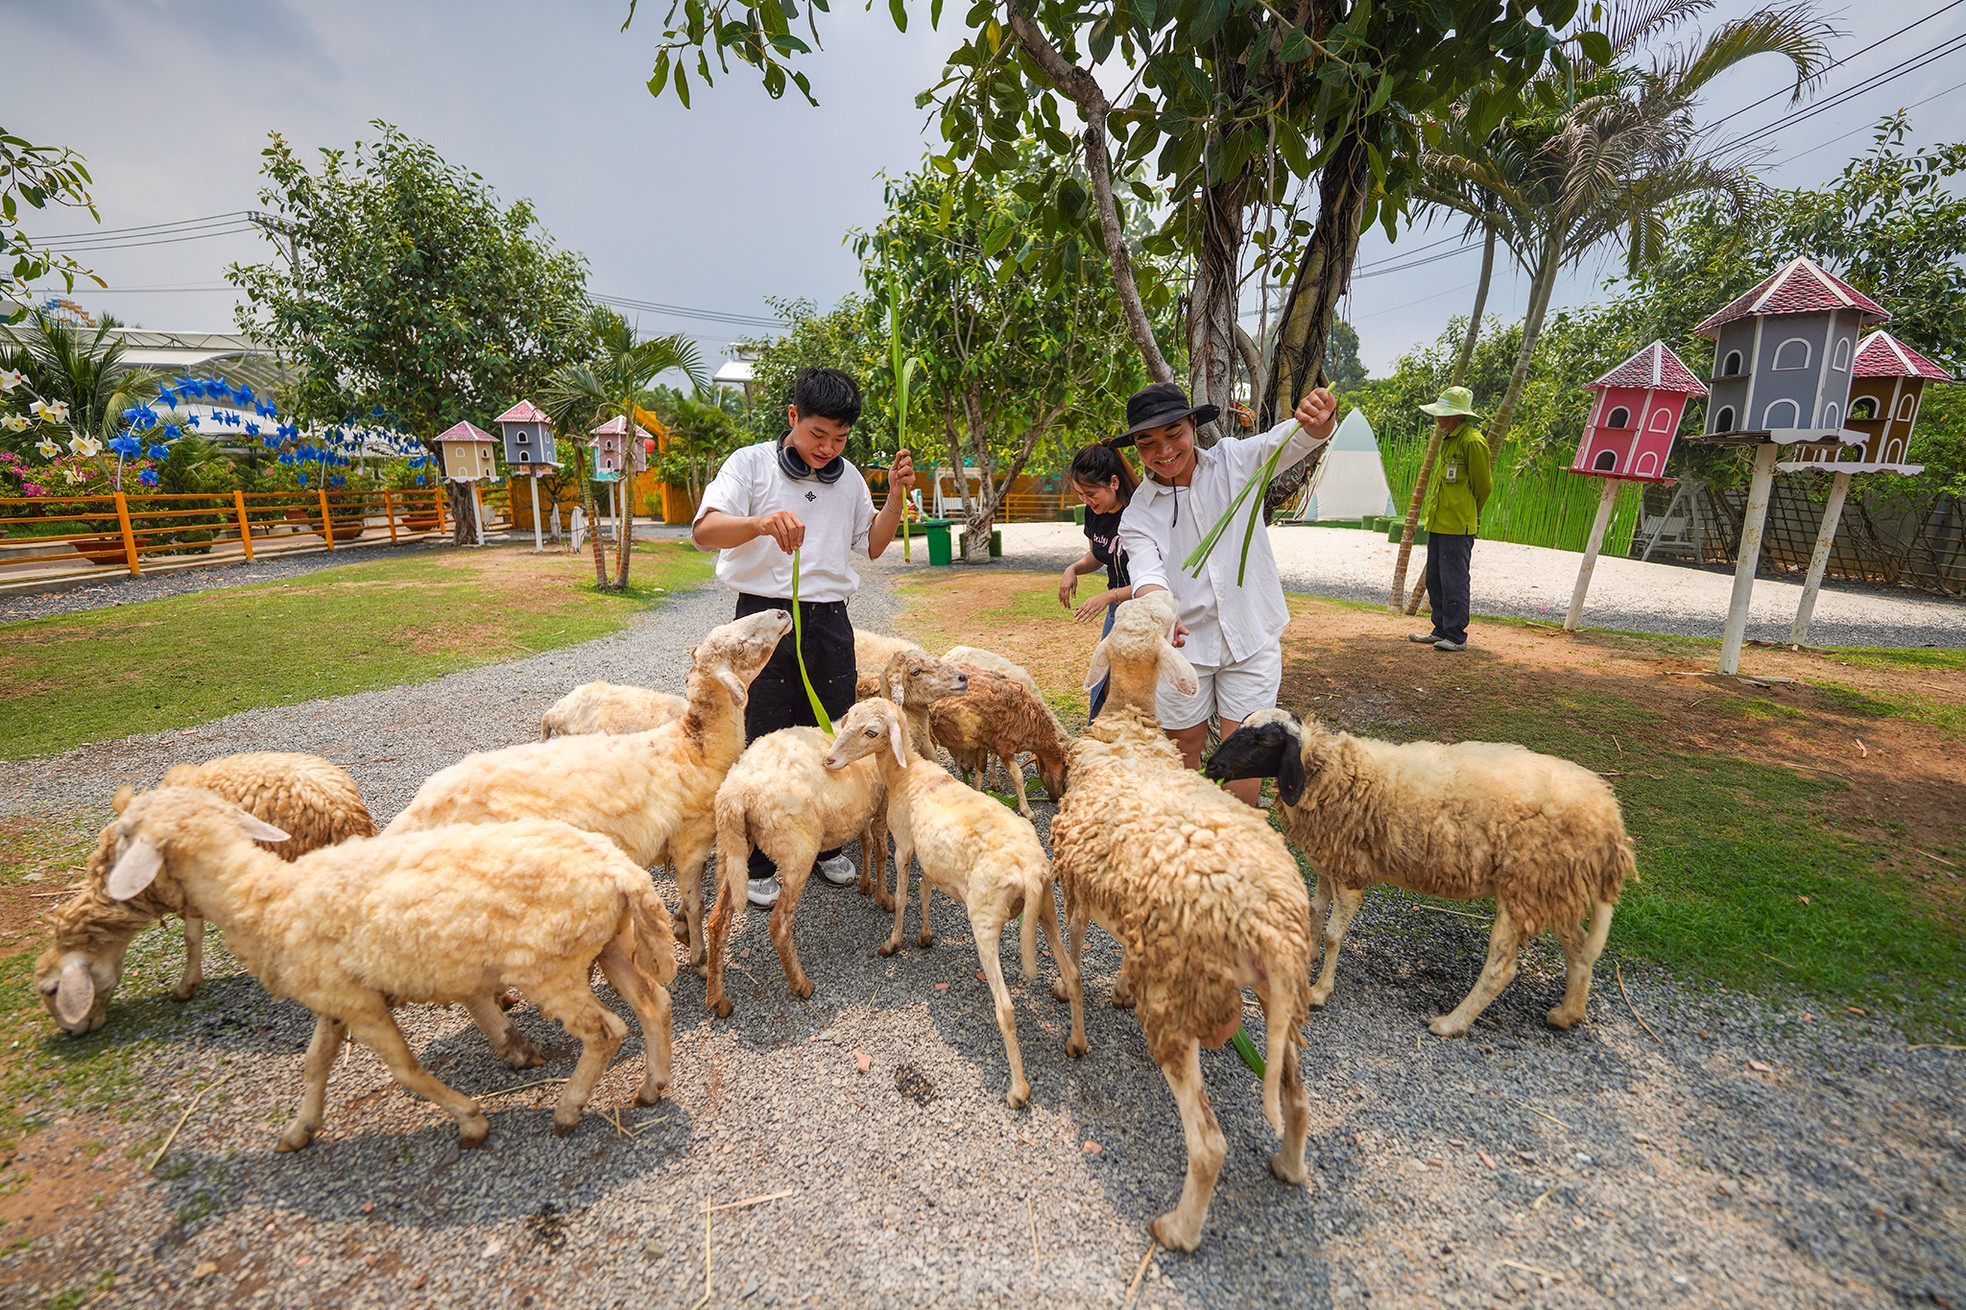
[734, 593, 857, 879]
[1425, 532, 1475, 645]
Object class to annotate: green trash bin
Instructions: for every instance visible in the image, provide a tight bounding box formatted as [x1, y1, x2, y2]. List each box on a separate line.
[1072, 504, 1086, 526]
[989, 528, 1003, 558]
[919, 519, 953, 566]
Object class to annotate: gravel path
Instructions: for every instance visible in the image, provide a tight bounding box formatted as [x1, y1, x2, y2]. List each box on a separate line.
[1000, 523, 1966, 649]
[1, 557, 1959, 1308]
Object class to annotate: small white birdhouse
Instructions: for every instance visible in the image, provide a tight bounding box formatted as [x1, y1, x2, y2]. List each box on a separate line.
[494, 400, 558, 469]
[588, 415, 652, 476]
[435, 421, 499, 481]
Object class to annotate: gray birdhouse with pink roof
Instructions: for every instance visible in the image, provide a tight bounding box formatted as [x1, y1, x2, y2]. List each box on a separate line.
[494, 400, 558, 469]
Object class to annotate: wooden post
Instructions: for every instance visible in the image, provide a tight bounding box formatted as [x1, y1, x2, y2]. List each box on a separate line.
[528, 474, 543, 551]
[113, 491, 140, 575]
[1718, 443, 1779, 676]
[1788, 469, 1852, 647]
[435, 484, 447, 537]
[383, 488, 398, 543]
[1563, 479, 1622, 632]
[233, 489, 255, 561]
[318, 487, 337, 549]
[471, 482, 486, 547]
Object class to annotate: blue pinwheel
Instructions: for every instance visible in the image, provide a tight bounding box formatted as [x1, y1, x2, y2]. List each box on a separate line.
[156, 388, 178, 409]
[161, 423, 181, 441]
[245, 422, 260, 437]
[137, 469, 158, 487]
[297, 471, 310, 487]
[148, 444, 169, 459]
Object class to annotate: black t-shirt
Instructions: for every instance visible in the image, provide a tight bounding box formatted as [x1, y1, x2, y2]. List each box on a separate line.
[1084, 507, 1131, 590]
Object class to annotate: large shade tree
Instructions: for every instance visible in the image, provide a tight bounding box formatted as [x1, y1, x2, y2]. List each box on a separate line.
[229, 122, 595, 543]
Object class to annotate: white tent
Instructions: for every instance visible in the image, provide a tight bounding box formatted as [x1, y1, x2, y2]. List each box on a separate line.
[1295, 407, 1394, 521]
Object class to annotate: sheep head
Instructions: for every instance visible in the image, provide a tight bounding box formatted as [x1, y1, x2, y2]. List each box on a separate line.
[1085, 591, 1197, 717]
[824, 698, 910, 773]
[1206, 708, 1308, 806]
[102, 786, 291, 903]
[881, 649, 968, 710]
[32, 823, 147, 1035]
[688, 609, 793, 709]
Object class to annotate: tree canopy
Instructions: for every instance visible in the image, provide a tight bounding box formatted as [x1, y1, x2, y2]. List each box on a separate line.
[2, 129, 103, 322]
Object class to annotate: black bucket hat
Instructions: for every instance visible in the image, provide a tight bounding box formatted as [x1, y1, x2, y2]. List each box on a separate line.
[1108, 381, 1219, 448]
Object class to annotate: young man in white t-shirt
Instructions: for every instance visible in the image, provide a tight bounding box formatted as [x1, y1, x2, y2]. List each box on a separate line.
[692, 367, 918, 905]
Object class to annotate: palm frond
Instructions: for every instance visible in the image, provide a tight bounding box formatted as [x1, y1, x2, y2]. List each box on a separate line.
[1655, 4, 1835, 103]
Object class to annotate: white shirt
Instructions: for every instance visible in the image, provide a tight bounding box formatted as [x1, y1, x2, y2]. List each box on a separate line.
[1119, 418, 1330, 669]
[694, 440, 876, 603]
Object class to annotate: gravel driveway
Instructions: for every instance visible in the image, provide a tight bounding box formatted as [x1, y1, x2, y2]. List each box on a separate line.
[1, 556, 1959, 1308]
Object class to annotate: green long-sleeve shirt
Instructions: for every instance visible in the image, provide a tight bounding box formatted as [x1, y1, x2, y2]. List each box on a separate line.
[1423, 422, 1492, 536]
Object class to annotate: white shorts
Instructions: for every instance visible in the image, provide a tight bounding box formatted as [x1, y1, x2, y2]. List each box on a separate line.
[1156, 642, 1284, 732]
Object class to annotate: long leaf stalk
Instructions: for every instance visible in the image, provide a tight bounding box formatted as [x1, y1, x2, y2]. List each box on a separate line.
[886, 259, 925, 562]
[791, 546, 833, 735]
[1181, 441, 1289, 585]
[1229, 1026, 1265, 1078]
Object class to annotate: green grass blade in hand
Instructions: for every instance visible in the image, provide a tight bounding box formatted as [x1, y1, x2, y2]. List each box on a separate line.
[792, 547, 834, 735]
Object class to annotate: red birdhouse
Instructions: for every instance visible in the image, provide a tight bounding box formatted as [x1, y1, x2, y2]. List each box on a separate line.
[1571, 341, 1707, 483]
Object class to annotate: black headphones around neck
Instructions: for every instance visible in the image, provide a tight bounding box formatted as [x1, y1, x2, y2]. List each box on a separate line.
[778, 436, 845, 485]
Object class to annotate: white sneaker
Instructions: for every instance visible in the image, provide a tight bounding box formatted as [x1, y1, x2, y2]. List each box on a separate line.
[817, 854, 856, 887]
[746, 876, 781, 908]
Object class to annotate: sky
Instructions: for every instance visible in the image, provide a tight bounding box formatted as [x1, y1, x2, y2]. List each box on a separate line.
[6, 0, 1964, 383]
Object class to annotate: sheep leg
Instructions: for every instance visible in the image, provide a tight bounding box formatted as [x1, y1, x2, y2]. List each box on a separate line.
[1035, 883, 1077, 1002]
[1150, 1036, 1226, 1253]
[916, 874, 934, 950]
[674, 819, 717, 972]
[973, 919, 1030, 1109]
[277, 1014, 347, 1152]
[341, 1000, 490, 1148]
[1268, 1040, 1310, 1186]
[171, 915, 205, 1002]
[598, 939, 673, 1104]
[1431, 905, 1522, 1038]
[1547, 900, 1614, 1029]
[527, 979, 629, 1135]
[879, 841, 913, 957]
[860, 817, 893, 911]
[1308, 885, 1364, 1010]
[461, 993, 544, 1069]
[1059, 900, 1089, 1057]
[1005, 752, 1034, 820]
[769, 852, 818, 1000]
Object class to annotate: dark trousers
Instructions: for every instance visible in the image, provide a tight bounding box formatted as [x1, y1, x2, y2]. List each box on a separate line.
[734, 593, 857, 879]
[1087, 602, 1118, 720]
[1425, 533, 1475, 645]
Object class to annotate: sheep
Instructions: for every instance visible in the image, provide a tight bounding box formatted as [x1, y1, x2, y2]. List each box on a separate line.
[822, 697, 1076, 1110]
[1046, 590, 1313, 1251]
[925, 668, 1071, 820]
[703, 651, 970, 1016]
[35, 752, 375, 1037]
[540, 681, 687, 741]
[103, 786, 677, 1150]
[1206, 709, 1635, 1037]
[384, 610, 792, 969]
[853, 630, 922, 701]
[942, 645, 1041, 698]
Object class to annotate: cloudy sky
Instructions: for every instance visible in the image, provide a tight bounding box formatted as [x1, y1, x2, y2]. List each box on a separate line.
[7, 0, 1963, 382]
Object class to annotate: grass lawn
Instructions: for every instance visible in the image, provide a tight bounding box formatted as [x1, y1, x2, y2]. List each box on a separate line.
[0, 542, 712, 761]
[894, 568, 1966, 1040]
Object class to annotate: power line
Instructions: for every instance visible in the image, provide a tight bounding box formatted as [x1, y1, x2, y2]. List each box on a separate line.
[41, 223, 261, 254]
[1353, 242, 1482, 280]
[1717, 30, 1966, 152]
[1767, 75, 1966, 167]
[1354, 276, 1483, 322]
[1353, 230, 1472, 272]
[594, 293, 789, 329]
[27, 209, 252, 242]
[1706, 0, 1966, 129]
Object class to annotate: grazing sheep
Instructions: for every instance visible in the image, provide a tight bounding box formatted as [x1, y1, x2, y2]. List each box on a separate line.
[1206, 709, 1634, 1037]
[926, 668, 1071, 820]
[824, 698, 1075, 1110]
[540, 681, 687, 740]
[35, 752, 375, 1036]
[853, 630, 922, 701]
[1048, 591, 1313, 1251]
[104, 786, 676, 1150]
[942, 645, 1041, 697]
[703, 652, 970, 1016]
[384, 611, 791, 968]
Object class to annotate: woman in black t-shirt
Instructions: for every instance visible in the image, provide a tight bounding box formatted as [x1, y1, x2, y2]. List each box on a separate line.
[1056, 443, 1137, 719]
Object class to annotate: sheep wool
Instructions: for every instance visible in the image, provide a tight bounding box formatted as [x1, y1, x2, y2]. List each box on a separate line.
[926, 666, 1072, 819]
[540, 681, 688, 740]
[852, 630, 922, 702]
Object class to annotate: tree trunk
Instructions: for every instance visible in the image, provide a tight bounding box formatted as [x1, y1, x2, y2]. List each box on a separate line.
[1261, 134, 1369, 511]
[1188, 174, 1246, 447]
[1389, 424, 1442, 609]
[447, 479, 475, 546]
[612, 401, 635, 590]
[957, 400, 1063, 562]
[1450, 222, 1497, 388]
[1486, 239, 1563, 444]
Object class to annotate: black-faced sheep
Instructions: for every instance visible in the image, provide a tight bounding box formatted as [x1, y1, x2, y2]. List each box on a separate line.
[1206, 708, 1634, 1036]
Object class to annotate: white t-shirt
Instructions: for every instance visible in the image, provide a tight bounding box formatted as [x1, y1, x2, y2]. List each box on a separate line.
[694, 439, 877, 602]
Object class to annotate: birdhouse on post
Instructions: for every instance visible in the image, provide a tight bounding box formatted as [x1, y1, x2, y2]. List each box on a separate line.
[1688, 257, 1891, 672]
[1562, 342, 1708, 633]
[494, 400, 558, 469]
[435, 421, 498, 547]
[587, 415, 652, 476]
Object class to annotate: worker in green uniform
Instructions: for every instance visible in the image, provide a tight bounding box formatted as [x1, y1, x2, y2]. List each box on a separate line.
[1407, 386, 1492, 652]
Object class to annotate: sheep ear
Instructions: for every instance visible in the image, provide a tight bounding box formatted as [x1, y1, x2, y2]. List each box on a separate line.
[1158, 643, 1200, 697]
[106, 839, 164, 900]
[888, 715, 910, 769]
[111, 784, 133, 815]
[1277, 724, 1308, 807]
[716, 667, 748, 709]
[1084, 639, 1111, 694]
[235, 810, 291, 844]
[55, 960, 95, 1027]
[888, 676, 906, 708]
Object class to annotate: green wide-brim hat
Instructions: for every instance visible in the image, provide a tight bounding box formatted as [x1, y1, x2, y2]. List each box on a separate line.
[1418, 385, 1482, 418]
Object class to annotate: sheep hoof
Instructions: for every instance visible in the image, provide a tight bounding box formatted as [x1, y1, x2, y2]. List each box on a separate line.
[1269, 1149, 1308, 1185]
[551, 1113, 580, 1138]
[458, 1117, 490, 1148]
[495, 988, 525, 1012]
[1545, 1005, 1584, 1029]
[688, 949, 707, 972]
[1427, 1016, 1470, 1039]
[790, 979, 814, 1000]
[1307, 989, 1332, 1011]
[170, 982, 200, 1002]
[878, 940, 901, 958]
[1110, 991, 1135, 1011]
[672, 919, 690, 943]
[275, 1125, 315, 1152]
[505, 1042, 545, 1070]
[1006, 1083, 1030, 1110]
[875, 895, 895, 913]
[916, 932, 933, 950]
[1050, 979, 1070, 1002]
[636, 1084, 667, 1107]
[1150, 1214, 1201, 1253]
[1065, 1035, 1088, 1058]
[710, 996, 733, 1019]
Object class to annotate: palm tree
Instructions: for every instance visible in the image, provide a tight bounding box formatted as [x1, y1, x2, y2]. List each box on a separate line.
[1, 310, 159, 445]
[1388, 0, 1832, 607]
[544, 311, 704, 590]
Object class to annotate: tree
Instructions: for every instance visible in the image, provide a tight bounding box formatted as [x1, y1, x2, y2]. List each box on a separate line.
[2, 129, 104, 322]
[650, 384, 746, 501]
[1323, 319, 1366, 390]
[852, 157, 1160, 559]
[0, 310, 157, 451]
[228, 122, 595, 544]
[733, 296, 886, 450]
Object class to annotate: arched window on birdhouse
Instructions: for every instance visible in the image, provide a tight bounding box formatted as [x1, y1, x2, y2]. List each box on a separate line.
[1607, 406, 1631, 429]
[1593, 449, 1618, 472]
[1773, 338, 1811, 371]
[1850, 397, 1878, 420]
[1897, 394, 1917, 421]
[1649, 408, 1673, 432]
[1763, 398, 1801, 428]
[1723, 350, 1744, 377]
[1886, 439, 1904, 463]
[1833, 337, 1852, 371]
[1715, 406, 1736, 431]
[1635, 450, 1660, 477]
[1823, 402, 1840, 427]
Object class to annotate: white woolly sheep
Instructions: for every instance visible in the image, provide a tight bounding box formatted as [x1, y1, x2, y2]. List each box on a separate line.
[703, 651, 970, 1016]
[926, 667, 1071, 820]
[942, 645, 1041, 697]
[384, 610, 791, 969]
[1048, 591, 1313, 1251]
[104, 786, 677, 1150]
[824, 697, 1075, 1110]
[853, 630, 922, 701]
[1206, 709, 1635, 1037]
[540, 681, 687, 740]
[36, 752, 375, 1036]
